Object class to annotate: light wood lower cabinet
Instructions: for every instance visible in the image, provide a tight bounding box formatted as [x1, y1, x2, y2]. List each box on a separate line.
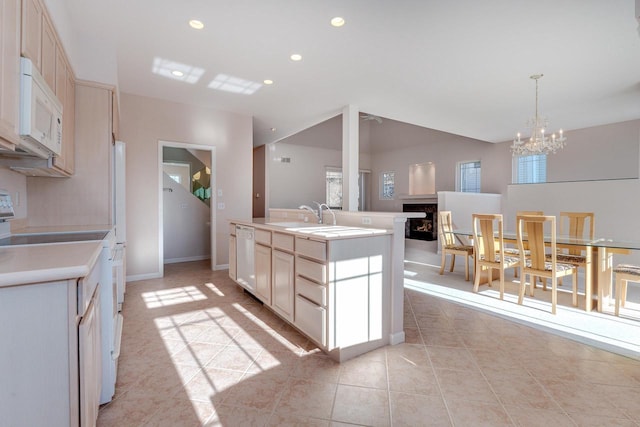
[272, 249, 294, 322]
[79, 284, 101, 427]
[228, 234, 237, 280]
[295, 294, 326, 345]
[228, 226, 391, 361]
[255, 243, 271, 305]
[0, 260, 102, 426]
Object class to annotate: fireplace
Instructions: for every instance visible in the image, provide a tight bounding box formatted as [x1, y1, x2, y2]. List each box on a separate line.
[403, 203, 438, 241]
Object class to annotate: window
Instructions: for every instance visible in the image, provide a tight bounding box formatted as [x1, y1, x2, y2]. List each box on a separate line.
[325, 168, 369, 210]
[457, 161, 481, 193]
[326, 169, 343, 209]
[514, 154, 546, 184]
[380, 172, 395, 200]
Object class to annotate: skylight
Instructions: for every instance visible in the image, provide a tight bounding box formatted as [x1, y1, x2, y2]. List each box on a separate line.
[208, 74, 263, 95]
[152, 57, 204, 84]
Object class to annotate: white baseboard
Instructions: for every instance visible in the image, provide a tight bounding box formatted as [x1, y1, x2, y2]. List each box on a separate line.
[215, 264, 229, 271]
[164, 255, 210, 264]
[126, 272, 162, 282]
[389, 331, 406, 345]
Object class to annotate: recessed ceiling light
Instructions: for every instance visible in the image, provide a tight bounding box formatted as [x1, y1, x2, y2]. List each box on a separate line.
[263, 79, 274, 85]
[189, 19, 204, 30]
[270, 128, 276, 132]
[171, 70, 184, 77]
[330, 17, 345, 27]
[290, 54, 302, 61]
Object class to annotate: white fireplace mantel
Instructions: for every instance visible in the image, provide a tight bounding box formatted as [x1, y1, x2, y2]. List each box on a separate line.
[398, 194, 438, 203]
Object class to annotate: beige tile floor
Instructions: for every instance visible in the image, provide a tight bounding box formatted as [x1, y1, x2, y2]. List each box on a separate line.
[98, 260, 640, 426]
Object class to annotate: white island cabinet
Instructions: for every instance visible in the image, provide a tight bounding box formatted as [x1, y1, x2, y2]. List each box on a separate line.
[0, 242, 103, 427]
[229, 220, 392, 362]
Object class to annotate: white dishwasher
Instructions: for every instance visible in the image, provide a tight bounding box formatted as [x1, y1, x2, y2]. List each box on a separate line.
[235, 225, 256, 292]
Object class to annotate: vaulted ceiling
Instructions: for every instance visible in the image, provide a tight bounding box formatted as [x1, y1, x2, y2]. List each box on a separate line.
[49, 0, 640, 147]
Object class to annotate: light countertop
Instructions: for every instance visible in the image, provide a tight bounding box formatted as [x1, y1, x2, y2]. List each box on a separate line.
[10, 224, 113, 235]
[0, 241, 103, 288]
[232, 218, 392, 240]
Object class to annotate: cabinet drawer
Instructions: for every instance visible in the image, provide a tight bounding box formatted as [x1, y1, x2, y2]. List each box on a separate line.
[295, 295, 326, 347]
[295, 237, 327, 262]
[296, 256, 327, 284]
[296, 276, 326, 307]
[255, 229, 271, 245]
[272, 232, 294, 252]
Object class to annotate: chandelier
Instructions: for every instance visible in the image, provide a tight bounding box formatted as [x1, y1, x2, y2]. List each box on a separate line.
[511, 74, 566, 156]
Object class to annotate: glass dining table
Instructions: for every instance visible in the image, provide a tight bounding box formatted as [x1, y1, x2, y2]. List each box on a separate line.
[451, 229, 640, 312]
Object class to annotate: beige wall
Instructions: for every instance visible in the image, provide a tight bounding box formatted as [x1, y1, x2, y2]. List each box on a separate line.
[370, 135, 500, 212]
[119, 93, 252, 278]
[27, 83, 112, 227]
[267, 142, 372, 210]
[0, 169, 27, 220]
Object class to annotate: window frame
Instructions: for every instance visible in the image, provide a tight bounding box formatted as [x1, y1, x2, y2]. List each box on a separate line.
[456, 160, 481, 193]
[512, 154, 547, 184]
[379, 171, 395, 200]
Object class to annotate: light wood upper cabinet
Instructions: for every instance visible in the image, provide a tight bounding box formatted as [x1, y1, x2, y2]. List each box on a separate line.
[0, 0, 21, 148]
[13, 0, 76, 176]
[20, 0, 41, 69]
[55, 46, 65, 97]
[46, 55, 74, 176]
[62, 70, 75, 174]
[40, 13, 55, 89]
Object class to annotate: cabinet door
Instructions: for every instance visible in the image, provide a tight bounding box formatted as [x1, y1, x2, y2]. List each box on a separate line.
[295, 295, 326, 346]
[79, 288, 101, 427]
[63, 71, 75, 174]
[228, 235, 237, 280]
[40, 13, 55, 89]
[272, 249, 294, 322]
[20, 0, 42, 69]
[0, 0, 21, 147]
[54, 46, 66, 98]
[52, 56, 70, 173]
[255, 243, 271, 305]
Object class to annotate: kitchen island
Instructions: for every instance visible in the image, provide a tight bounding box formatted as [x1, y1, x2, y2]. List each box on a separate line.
[229, 218, 396, 362]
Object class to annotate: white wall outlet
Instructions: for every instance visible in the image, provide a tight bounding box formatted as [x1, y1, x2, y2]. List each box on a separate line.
[362, 217, 372, 225]
[217, 189, 223, 197]
[180, 203, 188, 209]
[217, 202, 225, 210]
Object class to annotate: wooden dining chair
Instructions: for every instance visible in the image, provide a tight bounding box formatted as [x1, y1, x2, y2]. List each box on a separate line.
[552, 212, 595, 289]
[438, 210, 474, 281]
[503, 210, 544, 278]
[472, 214, 519, 300]
[613, 264, 640, 316]
[516, 214, 578, 314]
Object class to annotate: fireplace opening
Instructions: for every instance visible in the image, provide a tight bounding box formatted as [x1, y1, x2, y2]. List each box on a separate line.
[403, 203, 438, 241]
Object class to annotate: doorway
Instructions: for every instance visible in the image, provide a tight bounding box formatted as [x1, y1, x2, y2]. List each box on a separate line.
[158, 141, 216, 276]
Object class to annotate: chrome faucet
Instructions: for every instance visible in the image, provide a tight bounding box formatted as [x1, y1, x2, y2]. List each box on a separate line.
[314, 201, 336, 225]
[298, 205, 319, 223]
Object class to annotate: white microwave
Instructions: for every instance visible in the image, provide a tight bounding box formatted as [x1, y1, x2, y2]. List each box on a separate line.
[18, 57, 63, 158]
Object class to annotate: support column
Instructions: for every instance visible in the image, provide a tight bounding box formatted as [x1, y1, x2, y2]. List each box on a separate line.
[342, 105, 359, 211]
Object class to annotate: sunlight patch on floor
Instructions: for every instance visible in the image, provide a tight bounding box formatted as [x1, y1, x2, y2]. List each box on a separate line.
[404, 276, 640, 359]
[142, 286, 207, 308]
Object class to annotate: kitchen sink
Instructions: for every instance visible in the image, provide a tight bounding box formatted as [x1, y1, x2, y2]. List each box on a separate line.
[265, 221, 318, 228]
